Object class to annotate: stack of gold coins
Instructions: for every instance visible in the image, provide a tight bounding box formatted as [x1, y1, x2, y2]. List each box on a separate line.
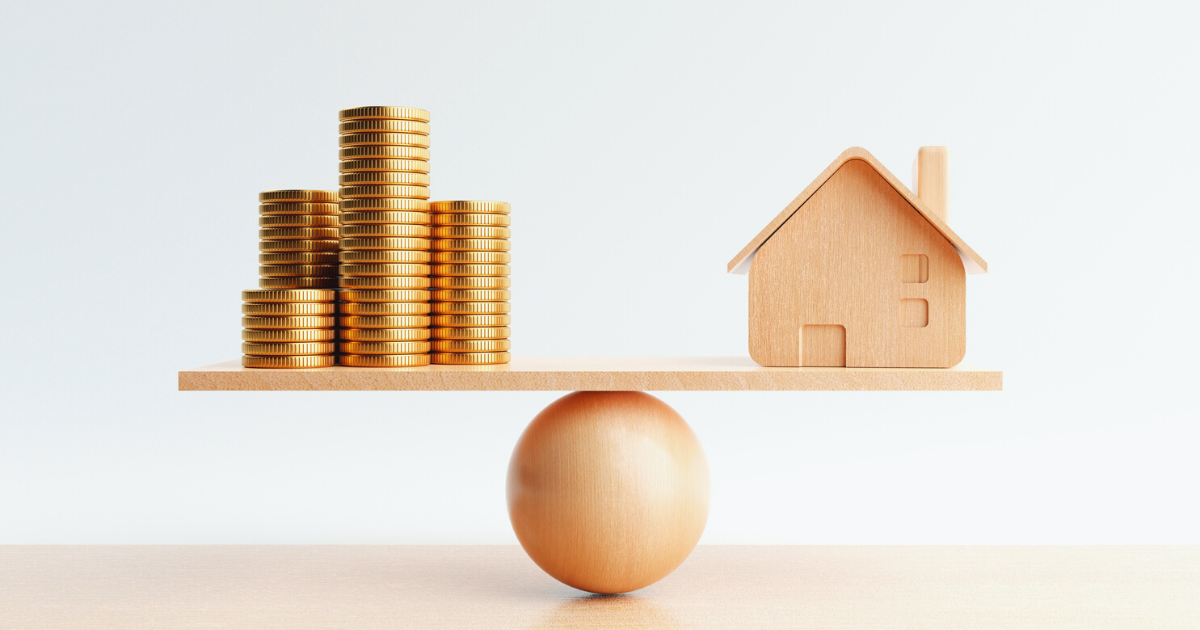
[337, 106, 433, 367]
[241, 289, 336, 368]
[258, 190, 341, 290]
[429, 200, 512, 365]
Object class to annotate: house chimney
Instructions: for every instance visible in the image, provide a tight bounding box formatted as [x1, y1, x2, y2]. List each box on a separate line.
[913, 146, 950, 224]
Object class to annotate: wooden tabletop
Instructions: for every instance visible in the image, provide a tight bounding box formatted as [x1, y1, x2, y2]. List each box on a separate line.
[178, 356, 1002, 391]
[2, 546, 1194, 629]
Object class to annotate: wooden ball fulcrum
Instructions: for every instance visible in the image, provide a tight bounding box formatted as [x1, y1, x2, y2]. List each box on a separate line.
[506, 391, 710, 594]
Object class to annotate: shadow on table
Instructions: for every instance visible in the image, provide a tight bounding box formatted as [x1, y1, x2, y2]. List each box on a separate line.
[528, 594, 683, 630]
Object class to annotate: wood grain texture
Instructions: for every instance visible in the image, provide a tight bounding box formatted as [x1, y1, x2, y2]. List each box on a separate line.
[915, 146, 951, 223]
[178, 357, 1002, 391]
[801, 325, 846, 367]
[508, 392, 709, 594]
[727, 147, 987, 275]
[2, 546, 1196, 629]
[749, 160, 966, 367]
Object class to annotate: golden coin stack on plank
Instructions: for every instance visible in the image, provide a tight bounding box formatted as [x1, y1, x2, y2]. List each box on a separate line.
[430, 200, 512, 365]
[337, 106, 434, 367]
[241, 289, 336, 368]
[244, 190, 339, 368]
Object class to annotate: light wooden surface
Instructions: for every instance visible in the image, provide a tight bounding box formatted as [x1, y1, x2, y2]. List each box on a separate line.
[727, 147, 987, 275]
[178, 356, 1002, 391]
[2, 546, 1196, 629]
[749, 159, 966, 367]
[915, 146, 950, 223]
[508, 392, 709, 593]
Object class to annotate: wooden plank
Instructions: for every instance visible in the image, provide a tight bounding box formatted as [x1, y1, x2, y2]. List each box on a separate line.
[1, 546, 1195, 629]
[178, 356, 1002, 391]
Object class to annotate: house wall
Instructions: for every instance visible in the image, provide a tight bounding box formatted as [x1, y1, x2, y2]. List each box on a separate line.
[748, 159, 966, 367]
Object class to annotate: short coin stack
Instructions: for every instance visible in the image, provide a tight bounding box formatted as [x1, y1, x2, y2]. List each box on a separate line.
[258, 190, 341, 290]
[241, 289, 336, 368]
[337, 106, 434, 367]
[430, 200, 512, 365]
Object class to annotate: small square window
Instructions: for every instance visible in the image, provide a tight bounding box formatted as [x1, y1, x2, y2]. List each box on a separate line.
[901, 299, 928, 327]
[901, 254, 928, 283]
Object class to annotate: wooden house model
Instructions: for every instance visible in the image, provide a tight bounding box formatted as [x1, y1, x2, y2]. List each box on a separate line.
[727, 147, 988, 368]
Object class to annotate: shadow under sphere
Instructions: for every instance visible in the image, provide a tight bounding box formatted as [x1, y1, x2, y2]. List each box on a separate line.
[507, 391, 710, 594]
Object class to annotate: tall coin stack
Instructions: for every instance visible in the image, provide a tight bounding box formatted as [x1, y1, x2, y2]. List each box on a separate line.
[337, 106, 434, 367]
[258, 190, 341, 290]
[430, 201, 512, 365]
[241, 289, 337, 368]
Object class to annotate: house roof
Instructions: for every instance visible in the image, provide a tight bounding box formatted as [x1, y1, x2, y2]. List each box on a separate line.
[727, 147, 988, 275]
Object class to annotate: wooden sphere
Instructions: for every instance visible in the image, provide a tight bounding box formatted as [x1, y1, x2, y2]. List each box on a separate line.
[506, 391, 710, 594]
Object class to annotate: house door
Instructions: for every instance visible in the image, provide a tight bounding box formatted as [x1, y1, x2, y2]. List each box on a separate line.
[801, 324, 846, 367]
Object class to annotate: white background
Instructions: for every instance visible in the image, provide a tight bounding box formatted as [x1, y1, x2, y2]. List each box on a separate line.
[1, 0, 1197, 544]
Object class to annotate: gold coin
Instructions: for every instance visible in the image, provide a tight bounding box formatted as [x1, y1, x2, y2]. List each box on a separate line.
[339, 249, 431, 264]
[340, 211, 431, 226]
[260, 227, 341, 241]
[432, 276, 511, 289]
[432, 238, 510, 252]
[431, 314, 511, 327]
[260, 190, 338, 203]
[339, 132, 431, 148]
[433, 301, 510, 315]
[339, 263, 431, 277]
[340, 237, 431, 251]
[432, 339, 511, 352]
[341, 315, 431, 329]
[340, 185, 430, 200]
[339, 171, 431, 186]
[432, 289, 511, 302]
[242, 315, 335, 329]
[432, 326, 510, 340]
[259, 251, 339, 265]
[339, 106, 431, 122]
[339, 302, 432, 316]
[432, 352, 511, 365]
[431, 264, 510, 276]
[431, 226, 510, 239]
[339, 289, 430, 303]
[339, 146, 430, 160]
[243, 302, 336, 316]
[339, 158, 430, 174]
[258, 264, 338, 277]
[340, 198, 430, 212]
[431, 251, 511, 264]
[242, 341, 335, 356]
[242, 289, 335, 303]
[259, 202, 340, 216]
[259, 277, 339, 290]
[241, 289, 333, 303]
[259, 214, 340, 228]
[429, 200, 510, 214]
[339, 353, 431, 367]
[243, 355, 336, 369]
[242, 328, 336, 342]
[339, 276, 432, 290]
[431, 213, 511, 226]
[339, 341, 431, 355]
[340, 224, 431, 239]
[339, 327, 431, 342]
[259, 239, 339, 252]
[339, 119, 430, 135]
